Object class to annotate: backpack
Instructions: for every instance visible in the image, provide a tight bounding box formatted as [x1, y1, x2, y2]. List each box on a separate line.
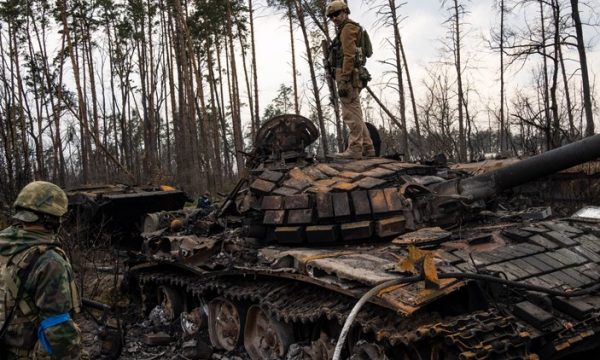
[0, 246, 48, 340]
[355, 26, 373, 88]
[358, 27, 373, 63]
[0, 243, 81, 345]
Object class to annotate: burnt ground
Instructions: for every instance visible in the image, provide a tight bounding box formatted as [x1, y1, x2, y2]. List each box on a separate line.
[77, 309, 252, 360]
[74, 254, 248, 360]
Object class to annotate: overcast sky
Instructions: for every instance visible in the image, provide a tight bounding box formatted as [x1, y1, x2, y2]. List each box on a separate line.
[250, 0, 600, 130]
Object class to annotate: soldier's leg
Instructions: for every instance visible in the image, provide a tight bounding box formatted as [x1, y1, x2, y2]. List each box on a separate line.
[353, 89, 375, 156]
[340, 87, 365, 155]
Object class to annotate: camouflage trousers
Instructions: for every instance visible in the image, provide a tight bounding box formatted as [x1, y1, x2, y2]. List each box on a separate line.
[340, 86, 374, 154]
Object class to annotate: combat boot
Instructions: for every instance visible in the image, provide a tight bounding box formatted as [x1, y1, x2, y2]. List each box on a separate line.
[363, 145, 376, 157]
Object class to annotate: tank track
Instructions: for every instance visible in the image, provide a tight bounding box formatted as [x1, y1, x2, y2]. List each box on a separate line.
[135, 269, 534, 359]
[414, 311, 535, 359]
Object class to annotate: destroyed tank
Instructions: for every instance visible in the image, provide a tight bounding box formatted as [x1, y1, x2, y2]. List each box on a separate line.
[128, 114, 600, 360]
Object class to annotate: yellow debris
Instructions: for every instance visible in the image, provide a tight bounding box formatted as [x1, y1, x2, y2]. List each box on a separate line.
[397, 245, 440, 289]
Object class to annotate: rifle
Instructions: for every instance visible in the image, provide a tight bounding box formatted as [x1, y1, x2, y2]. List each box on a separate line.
[322, 38, 345, 152]
[82, 297, 123, 359]
[322, 40, 340, 109]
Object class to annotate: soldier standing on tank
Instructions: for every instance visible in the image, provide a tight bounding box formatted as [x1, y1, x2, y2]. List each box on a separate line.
[327, 0, 375, 159]
[0, 181, 82, 359]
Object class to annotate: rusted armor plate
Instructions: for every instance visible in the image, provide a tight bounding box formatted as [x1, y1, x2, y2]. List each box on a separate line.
[289, 168, 315, 182]
[306, 186, 331, 193]
[332, 182, 358, 192]
[306, 225, 338, 243]
[362, 167, 396, 178]
[302, 167, 328, 180]
[393, 227, 452, 246]
[354, 177, 387, 189]
[250, 179, 276, 194]
[375, 217, 406, 238]
[332, 193, 351, 218]
[274, 226, 305, 244]
[259, 170, 284, 183]
[315, 164, 340, 176]
[351, 191, 371, 217]
[338, 171, 363, 181]
[314, 179, 338, 187]
[272, 187, 299, 196]
[383, 188, 404, 212]
[368, 190, 388, 214]
[316, 193, 334, 219]
[284, 194, 311, 209]
[340, 221, 373, 241]
[283, 178, 312, 191]
[288, 209, 313, 224]
[262, 196, 283, 210]
[264, 210, 286, 225]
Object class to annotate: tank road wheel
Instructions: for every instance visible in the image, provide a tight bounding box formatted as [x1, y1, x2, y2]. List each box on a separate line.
[157, 285, 183, 321]
[208, 297, 246, 351]
[244, 304, 294, 360]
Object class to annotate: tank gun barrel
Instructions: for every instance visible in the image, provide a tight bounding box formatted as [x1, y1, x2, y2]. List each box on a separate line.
[432, 134, 600, 201]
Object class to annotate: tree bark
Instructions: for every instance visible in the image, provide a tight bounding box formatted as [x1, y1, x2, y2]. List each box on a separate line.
[389, 0, 410, 159]
[248, 0, 261, 128]
[288, 3, 300, 116]
[452, 0, 467, 161]
[570, 0, 594, 136]
[293, 0, 328, 155]
[226, 0, 245, 175]
[58, 0, 90, 182]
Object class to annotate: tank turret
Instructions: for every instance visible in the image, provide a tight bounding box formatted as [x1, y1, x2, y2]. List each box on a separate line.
[223, 116, 600, 245]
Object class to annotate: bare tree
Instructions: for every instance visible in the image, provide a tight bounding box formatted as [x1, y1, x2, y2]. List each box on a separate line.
[441, 0, 468, 161]
[248, 0, 261, 128]
[570, 0, 594, 136]
[226, 0, 245, 174]
[371, 0, 410, 158]
[293, 0, 328, 155]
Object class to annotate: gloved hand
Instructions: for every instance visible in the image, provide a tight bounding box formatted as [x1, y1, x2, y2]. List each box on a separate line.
[337, 80, 351, 98]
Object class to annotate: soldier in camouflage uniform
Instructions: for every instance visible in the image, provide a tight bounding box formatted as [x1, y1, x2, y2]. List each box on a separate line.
[0, 181, 81, 359]
[327, 0, 375, 159]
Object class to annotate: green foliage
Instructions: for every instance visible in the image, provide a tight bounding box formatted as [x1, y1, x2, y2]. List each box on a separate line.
[262, 84, 294, 121]
[189, 0, 248, 56]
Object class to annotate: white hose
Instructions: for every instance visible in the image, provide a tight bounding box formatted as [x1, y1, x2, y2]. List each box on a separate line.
[331, 276, 421, 360]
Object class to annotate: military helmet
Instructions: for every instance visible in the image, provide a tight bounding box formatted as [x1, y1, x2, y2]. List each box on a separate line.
[13, 181, 68, 222]
[326, 0, 349, 17]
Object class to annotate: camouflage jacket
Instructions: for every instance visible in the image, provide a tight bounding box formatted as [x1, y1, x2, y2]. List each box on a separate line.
[332, 19, 361, 83]
[0, 225, 81, 359]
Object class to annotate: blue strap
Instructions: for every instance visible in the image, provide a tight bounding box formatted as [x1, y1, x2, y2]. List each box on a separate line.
[37, 313, 71, 355]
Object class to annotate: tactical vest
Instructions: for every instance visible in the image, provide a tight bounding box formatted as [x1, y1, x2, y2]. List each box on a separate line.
[0, 245, 80, 342]
[328, 20, 373, 87]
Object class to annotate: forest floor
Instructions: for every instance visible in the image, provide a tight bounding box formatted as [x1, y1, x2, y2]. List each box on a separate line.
[74, 253, 245, 360]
